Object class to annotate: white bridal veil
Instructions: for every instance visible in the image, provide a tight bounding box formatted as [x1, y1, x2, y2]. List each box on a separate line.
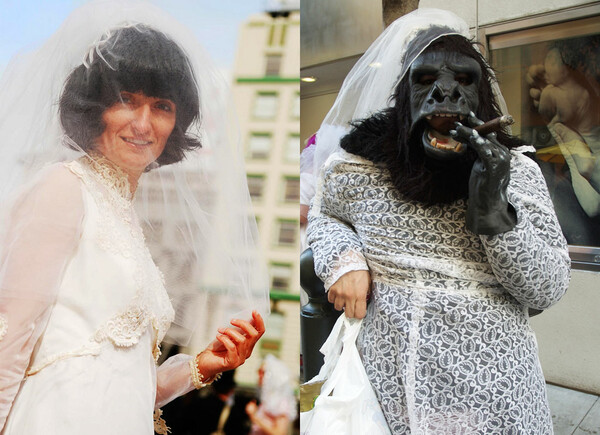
[0, 0, 270, 348]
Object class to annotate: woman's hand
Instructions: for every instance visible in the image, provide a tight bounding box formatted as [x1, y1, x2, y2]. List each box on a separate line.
[245, 400, 258, 418]
[327, 270, 371, 319]
[195, 311, 265, 379]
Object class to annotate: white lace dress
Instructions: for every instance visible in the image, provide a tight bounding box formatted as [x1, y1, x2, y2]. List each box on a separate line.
[0, 157, 196, 434]
[307, 150, 571, 434]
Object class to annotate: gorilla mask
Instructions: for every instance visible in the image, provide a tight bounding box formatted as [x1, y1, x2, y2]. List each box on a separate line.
[409, 51, 481, 160]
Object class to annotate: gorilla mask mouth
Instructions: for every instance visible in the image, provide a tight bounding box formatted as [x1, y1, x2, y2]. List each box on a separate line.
[421, 112, 468, 159]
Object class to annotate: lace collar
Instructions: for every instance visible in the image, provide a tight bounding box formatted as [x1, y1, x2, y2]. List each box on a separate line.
[81, 152, 133, 201]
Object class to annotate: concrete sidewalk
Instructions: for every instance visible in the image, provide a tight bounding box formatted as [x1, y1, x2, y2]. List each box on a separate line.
[548, 384, 600, 434]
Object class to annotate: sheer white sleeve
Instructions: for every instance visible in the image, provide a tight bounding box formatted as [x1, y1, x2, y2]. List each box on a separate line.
[0, 164, 84, 430]
[154, 353, 196, 409]
[307, 158, 369, 290]
[480, 152, 571, 310]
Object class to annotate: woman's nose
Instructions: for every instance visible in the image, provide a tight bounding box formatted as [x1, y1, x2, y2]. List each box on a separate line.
[131, 104, 152, 135]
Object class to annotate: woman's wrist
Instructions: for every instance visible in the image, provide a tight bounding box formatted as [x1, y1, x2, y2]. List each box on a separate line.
[189, 352, 221, 389]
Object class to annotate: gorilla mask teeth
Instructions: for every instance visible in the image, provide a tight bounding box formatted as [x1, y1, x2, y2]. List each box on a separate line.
[428, 131, 463, 152]
[425, 113, 466, 122]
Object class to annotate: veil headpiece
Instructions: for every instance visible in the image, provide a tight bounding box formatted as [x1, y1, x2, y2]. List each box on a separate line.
[310, 8, 509, 194]
[0, 0, 270, 346]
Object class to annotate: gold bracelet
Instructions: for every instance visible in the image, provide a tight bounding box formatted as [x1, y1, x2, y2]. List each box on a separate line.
[189, 355, 222, 389]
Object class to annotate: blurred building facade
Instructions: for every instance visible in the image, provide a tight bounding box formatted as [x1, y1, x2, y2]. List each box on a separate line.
[231, 3, 301, 388]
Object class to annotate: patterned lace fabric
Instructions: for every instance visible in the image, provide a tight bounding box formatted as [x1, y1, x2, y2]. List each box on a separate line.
[64, 155, 174, 361]
[307, 150, 570, 434]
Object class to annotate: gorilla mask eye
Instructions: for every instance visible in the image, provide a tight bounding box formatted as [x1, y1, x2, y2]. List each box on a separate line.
[418, 74, 436, 86]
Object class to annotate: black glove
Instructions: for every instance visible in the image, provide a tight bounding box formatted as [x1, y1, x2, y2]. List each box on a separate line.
[451, 112, 517, 235]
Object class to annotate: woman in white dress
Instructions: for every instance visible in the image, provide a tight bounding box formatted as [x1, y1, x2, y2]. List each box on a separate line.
[0, 2, 269, 434]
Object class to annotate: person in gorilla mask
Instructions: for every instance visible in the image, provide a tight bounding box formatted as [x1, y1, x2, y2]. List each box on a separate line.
[307, 9, 570, 434]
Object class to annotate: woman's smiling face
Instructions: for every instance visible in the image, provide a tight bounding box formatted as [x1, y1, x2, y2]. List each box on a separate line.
[96, 91, 176, 178]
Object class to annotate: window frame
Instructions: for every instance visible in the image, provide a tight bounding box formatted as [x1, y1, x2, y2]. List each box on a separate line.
[247, 132, 273, 160]
[275, 218, 298, 247]
[252, 91, 279, 121]
[478, 4, 600, 271]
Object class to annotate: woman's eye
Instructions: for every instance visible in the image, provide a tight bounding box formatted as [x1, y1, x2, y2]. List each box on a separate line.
[156, 102, 175, 113]
[120, 94, 133, 104]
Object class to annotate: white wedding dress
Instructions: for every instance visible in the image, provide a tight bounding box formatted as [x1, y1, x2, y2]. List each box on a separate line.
[307, 150, 571, 434]
[0, 157, 195, 434]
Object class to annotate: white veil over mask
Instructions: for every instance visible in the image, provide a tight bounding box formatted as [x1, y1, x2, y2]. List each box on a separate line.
[310, 8, 511, 198]
[0, 0, 269, 349]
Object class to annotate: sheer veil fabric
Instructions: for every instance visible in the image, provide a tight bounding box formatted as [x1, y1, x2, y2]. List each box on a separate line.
[0, 0, 269, 346]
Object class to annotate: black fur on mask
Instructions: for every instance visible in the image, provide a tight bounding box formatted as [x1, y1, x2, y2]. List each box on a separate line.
[340, 35, 524, 205]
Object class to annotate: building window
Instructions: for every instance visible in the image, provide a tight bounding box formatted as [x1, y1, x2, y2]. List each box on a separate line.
[265, 54, 282, 76]
[247, 175, 266, 200]
[270, 263, 293, 291]
[259, 311, 284, 357]
[485, 13, 600, 268]
[247, 133, 272, 159]
[276, 219, 297, 246]
[267, 23, 287, 47]
[280, 24, 288, 46]
[268, 24, 277, 47]
[282, 176, 300, 203]
[253, 92, 278, 119]
[291, 92, 300, 119]
[285, 134, 300, 162]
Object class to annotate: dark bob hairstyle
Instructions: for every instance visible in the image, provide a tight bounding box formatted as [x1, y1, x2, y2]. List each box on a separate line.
[59, 25, 201, 166]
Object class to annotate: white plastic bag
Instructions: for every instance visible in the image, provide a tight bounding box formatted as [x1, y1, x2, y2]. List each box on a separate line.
[300, 314, 391, 435]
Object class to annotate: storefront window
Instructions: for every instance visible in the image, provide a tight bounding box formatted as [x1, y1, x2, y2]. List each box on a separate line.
[488, 14, 600, 267]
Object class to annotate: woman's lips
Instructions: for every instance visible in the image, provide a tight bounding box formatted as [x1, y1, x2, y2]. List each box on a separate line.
[122, 137, 152, 146]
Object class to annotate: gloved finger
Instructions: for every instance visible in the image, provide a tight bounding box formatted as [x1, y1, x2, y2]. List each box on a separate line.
[450, 122, 476, 143]
[467, 111, 484, 127]
[452, 124, 493, 159]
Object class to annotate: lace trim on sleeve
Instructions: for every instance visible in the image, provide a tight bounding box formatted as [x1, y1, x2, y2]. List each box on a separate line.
[324, 254, 370, 290]
[189, 356, 221, 389]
